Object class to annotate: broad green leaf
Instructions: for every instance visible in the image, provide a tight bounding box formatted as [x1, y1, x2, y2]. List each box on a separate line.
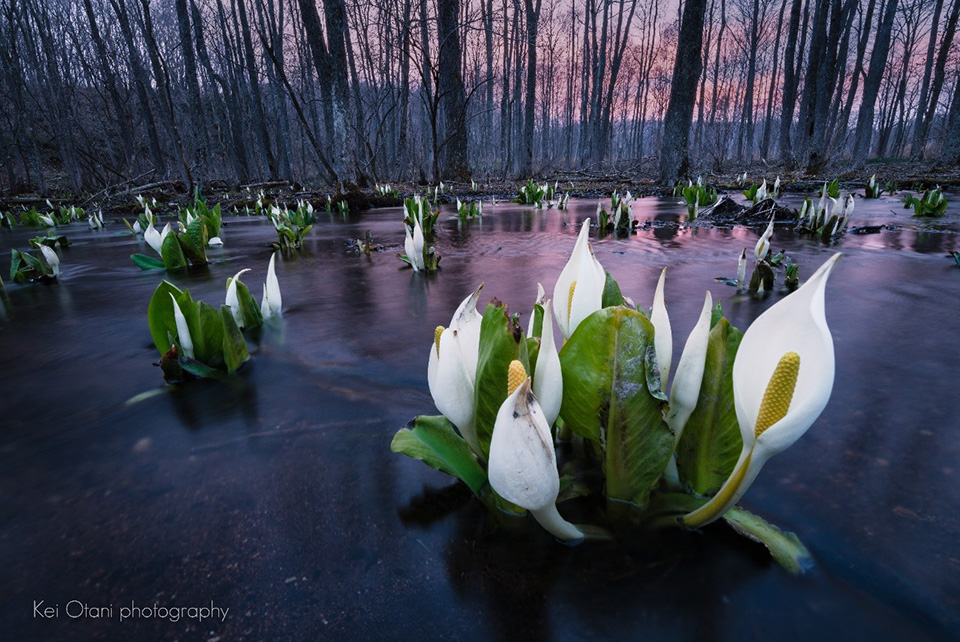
[676, 317, 743, 495]
[197, 302, 226, 370]
[559, 306, 673, 507]
[234, 278, 263, 330]
[131, 253, 166, 270]
[160, 232, 188, 271]
[220, 304, 249, 374]
[10, 250, 23, 282]
[205, 204, 222, 237]
[147, 281, 184, 354]
[601, 271, 625, 307]
[390, 415, 488, 495]
[180, 218, 208, 263]
[473, 303, 523, 460]
[723, 506, 813, 574]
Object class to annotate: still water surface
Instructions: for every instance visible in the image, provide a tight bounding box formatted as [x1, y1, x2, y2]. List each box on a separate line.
[1, 193, 958, 640]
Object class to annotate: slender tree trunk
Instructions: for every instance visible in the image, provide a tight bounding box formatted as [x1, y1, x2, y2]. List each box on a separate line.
[852, 0, 899, 166]
[520, 0, 540, 176]
[779, 0, 804, 166]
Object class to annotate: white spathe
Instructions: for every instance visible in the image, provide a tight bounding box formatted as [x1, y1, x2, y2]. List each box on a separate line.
[39, 245, 60, 277]
[261, 252, 283, 320]
[553, 220, 605, 339]
[651, 268, 673, 392]
[404, 219, 425, 272]
[683, 253, 841, 527]
[666, 291, 713, 444]
[737, 249, 747, 291]
[755, 215, 774, 261]
[488, 377, 583, 542]
[532, 300, 563, 427]
[225, 268, 252, 325]
[169, 293, 195, 359]
[427, 284, 484, 454]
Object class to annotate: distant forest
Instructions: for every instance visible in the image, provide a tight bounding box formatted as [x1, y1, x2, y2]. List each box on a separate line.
[1, 0, 959, 193]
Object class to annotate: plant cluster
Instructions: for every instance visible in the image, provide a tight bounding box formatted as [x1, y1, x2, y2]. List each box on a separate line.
[178, 188, 223, 246]
[456, 198, 483, 220]
[677, 177, 718, 218]
[403, 195, 440, 237]
[147, 254, 281, 382]
[399, 211, 440, 273]
[10, 246, 60, 283]
[797, 193, 853, 241]
[864, 174, 883, 199]
[375, 183, 400, 198]
[735, 218, 800, 294]
[131, 216, 210, 271]
[393, 222, 842, 572]
[517, 179, 557, 207]
[596, 191, 635, 233]
[267, 201, 316, 251]
[742, 177, 781, 203]
[903, 187, 947, 217]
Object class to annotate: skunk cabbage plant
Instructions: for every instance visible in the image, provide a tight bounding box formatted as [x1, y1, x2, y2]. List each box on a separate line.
[392, 220, 843, 572]
[148, 281, 250, 381]
[132, 217, 209, 271]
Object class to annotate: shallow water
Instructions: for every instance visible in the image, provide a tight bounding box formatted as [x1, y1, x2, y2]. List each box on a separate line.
[1, 192, 958, 640]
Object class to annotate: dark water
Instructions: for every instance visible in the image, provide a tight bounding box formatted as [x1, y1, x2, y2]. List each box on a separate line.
[1, 193, 958, 641]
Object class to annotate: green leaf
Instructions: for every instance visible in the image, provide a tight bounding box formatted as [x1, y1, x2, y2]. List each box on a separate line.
[175, 290, 205, 363]
[710, 300, 724, 328]
[160, 232, 188, 271]
[180, 355, 228, 380]
[197, 302, 226, 370]
[473, 303, 523, 460]
[559, 306, 673, 507]
[723, 506, 813, 574]
[601, 271, 625, 307]
[220, 304, 249, 374]
[147, 281, 185, 354]
[131, 253, 166, 270]
[530, 303, 544, 339]
[233, 278, 264, 330]
[390, 415, 488, 495]
[180, 218, 208, 263]
[676, 317, 744, 495]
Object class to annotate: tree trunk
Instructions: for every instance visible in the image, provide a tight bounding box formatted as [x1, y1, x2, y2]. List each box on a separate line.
[437, 0, 470, 180]
[659, 0, 707, 184]
[520, 0, 540, 176]
[779, 0, 804, 166]
[852, 0, 899, 166]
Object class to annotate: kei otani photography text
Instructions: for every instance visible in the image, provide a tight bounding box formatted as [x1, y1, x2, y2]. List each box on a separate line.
[33, 599, 229, 624]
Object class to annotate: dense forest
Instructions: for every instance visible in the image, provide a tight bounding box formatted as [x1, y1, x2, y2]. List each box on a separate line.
[1, 0, 959, 193]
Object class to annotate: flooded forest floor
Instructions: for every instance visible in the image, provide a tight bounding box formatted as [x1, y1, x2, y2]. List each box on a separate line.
[2, 159, 959, 215]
